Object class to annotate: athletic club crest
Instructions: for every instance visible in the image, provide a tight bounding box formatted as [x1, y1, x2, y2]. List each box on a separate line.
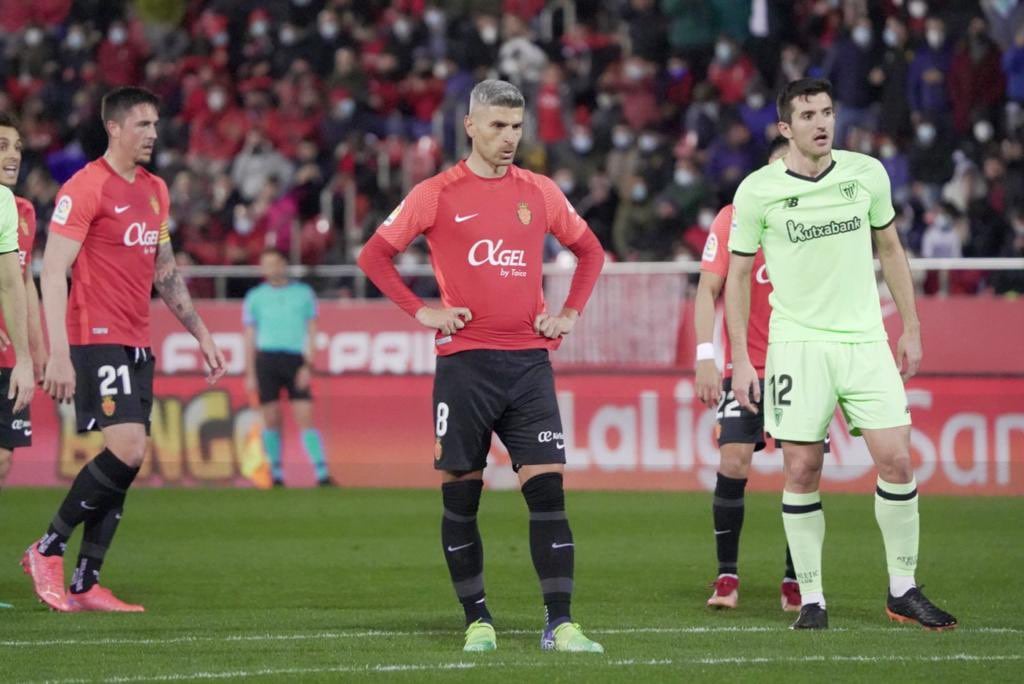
[839, 181, 858, 202]
[150, 195, 160, 215]
[774, 407, 783, 425]
[102, 396, 116, 417]
[516, 201, 532, 225]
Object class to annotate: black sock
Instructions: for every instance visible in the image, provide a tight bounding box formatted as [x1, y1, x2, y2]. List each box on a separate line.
[522, 472, 573, 626]
[784, 545, 796, 580]
[71, 502, 127, 594]
[38, 450, 136, 557]
[441, 479, 490, 626]
[713, 472, 747, 576]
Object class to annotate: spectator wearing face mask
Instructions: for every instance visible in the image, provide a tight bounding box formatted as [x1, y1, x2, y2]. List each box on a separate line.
[576, 173, 620, 254]
[825, 17, 880, 149]
[878, 136, 911, 206]
[704, 119, 757, 200]
[656, 158, 708, 231]
[613, 174, 662, 260]
[606, 124, 641, 198]
[232, 129, 295, 202]
[707, 37, 756, 105]
[737, 86, 776, 148]
[908, 16, 953, 128]
[562, 124, 603, 189]
[872, 16, 913, 140]
[96, 20, 148, 86]
[909, 119, 954, 191]
[949, 17, 1006, 138]
[188, 85, 249, 163]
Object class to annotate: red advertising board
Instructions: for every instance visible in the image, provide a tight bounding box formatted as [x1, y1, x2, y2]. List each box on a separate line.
[8, 374, 1023, 495]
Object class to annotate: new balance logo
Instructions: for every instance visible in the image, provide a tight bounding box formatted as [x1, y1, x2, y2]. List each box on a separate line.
[785, 197, 799, 208]
[447, 542, 474, 552]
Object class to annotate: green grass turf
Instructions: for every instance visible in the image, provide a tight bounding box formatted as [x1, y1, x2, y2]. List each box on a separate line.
[0, 488, 1021, 682]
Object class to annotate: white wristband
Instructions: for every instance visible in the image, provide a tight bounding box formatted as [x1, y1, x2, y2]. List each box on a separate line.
[696, 343, 715, 362]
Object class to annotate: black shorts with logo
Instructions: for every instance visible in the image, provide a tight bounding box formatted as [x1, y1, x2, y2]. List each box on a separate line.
[0, 367, 31, 450]
[432, 349, 566, 473]
[71, 345, 155, 434]
[716, 377, 831, 453]
[255, 351, 312, 404]
[717, 377, 768, 452]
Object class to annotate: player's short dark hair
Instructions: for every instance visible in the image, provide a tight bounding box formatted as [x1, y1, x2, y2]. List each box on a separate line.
[768, 135, 789, 159]
[469, 79, 525, 111]
[0, 111, 22, 134]
[777, 78, 833, 124]
[101, 86, 160, 124]
[260, 246, 288, 261]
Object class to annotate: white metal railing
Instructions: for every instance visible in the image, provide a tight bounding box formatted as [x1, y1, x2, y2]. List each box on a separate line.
[177, 257, 1024, 299]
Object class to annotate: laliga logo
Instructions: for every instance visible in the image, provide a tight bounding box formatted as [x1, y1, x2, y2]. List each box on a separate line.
[468, 239, 526, 267]
[123, 222, 159, 248]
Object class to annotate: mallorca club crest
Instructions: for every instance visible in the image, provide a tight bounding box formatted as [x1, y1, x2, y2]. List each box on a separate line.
[516, 201, 532, 225]
[150, 195, 161, 215]
[434, 438, 443, 461]
[102, 396, 116, 417]
[839, 181, 858, 202]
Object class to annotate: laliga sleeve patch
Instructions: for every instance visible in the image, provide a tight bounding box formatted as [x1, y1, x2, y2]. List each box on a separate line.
[383, 200, 404, 227]
[52, 195, 73, 225]
[702, 233, 718, 262]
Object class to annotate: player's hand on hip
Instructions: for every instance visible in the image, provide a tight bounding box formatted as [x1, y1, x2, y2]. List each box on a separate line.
[0, 329, 9, 352]
[10, 359, 34, 413]
[695, 359, 722, 408]
[897, 329, 922, 381]
[416, 306, 472, 336]
[534, 309, 578, 339]
[43, 354, 75, 404]
[731, 360, 760, 414]
[200, 336, 227, 384]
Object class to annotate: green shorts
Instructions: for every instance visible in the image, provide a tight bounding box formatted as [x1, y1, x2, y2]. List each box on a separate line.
[764, 340, 910, 442]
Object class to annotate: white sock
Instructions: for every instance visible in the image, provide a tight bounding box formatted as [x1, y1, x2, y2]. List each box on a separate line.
[802, 591, 825, 608]
[889, 575, 916, 597]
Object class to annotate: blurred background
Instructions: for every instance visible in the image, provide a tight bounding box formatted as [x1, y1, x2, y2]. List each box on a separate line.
[2, 0, 1022, 492]
[1, 0, 1023, 296]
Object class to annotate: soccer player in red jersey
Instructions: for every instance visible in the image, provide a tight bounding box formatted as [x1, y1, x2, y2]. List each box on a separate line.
[695, 137, 810, 611]
[23, 87, 226, 613]
[358, 80, 605, 653]
[0, 113, 46, 491]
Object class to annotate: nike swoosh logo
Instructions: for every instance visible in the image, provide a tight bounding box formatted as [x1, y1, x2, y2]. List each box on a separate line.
[454, 213, 479, 223]
[24, 429, 31, 436]
[447, 542, 474, 552]
[714, 530, 730, 536]
[555, 442, 565, 450]
[80, 501, 98, 510]
[114, 205, 130, 214]
[551, 542, 574, 549]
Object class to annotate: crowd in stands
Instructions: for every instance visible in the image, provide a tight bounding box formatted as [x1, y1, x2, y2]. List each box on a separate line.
[1, 0, 1023, 295]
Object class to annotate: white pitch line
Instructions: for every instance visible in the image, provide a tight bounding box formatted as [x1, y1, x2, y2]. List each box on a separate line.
[4, 624, 1019, 649]
[33, 654, 1024, 684]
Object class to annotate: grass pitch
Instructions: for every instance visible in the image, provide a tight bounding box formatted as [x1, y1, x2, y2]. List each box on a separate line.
[1, 488, 1021, 682]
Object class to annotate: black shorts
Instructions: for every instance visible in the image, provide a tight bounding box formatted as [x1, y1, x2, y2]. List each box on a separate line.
[432, 349, 566, 473]
[71, 345, 155, 434]
[0, 367, 31, 450]
[716, 377, 768, 452]
[256, 351, 311, 404]
[716, 377, 831, 453]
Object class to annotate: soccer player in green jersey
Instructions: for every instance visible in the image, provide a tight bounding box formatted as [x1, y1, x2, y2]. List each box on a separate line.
[724, 79, 957, 631]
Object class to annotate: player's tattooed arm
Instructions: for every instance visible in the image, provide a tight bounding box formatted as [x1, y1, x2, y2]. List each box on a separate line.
[154, 241, 227, 383]
[154, 241, 206, 338]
